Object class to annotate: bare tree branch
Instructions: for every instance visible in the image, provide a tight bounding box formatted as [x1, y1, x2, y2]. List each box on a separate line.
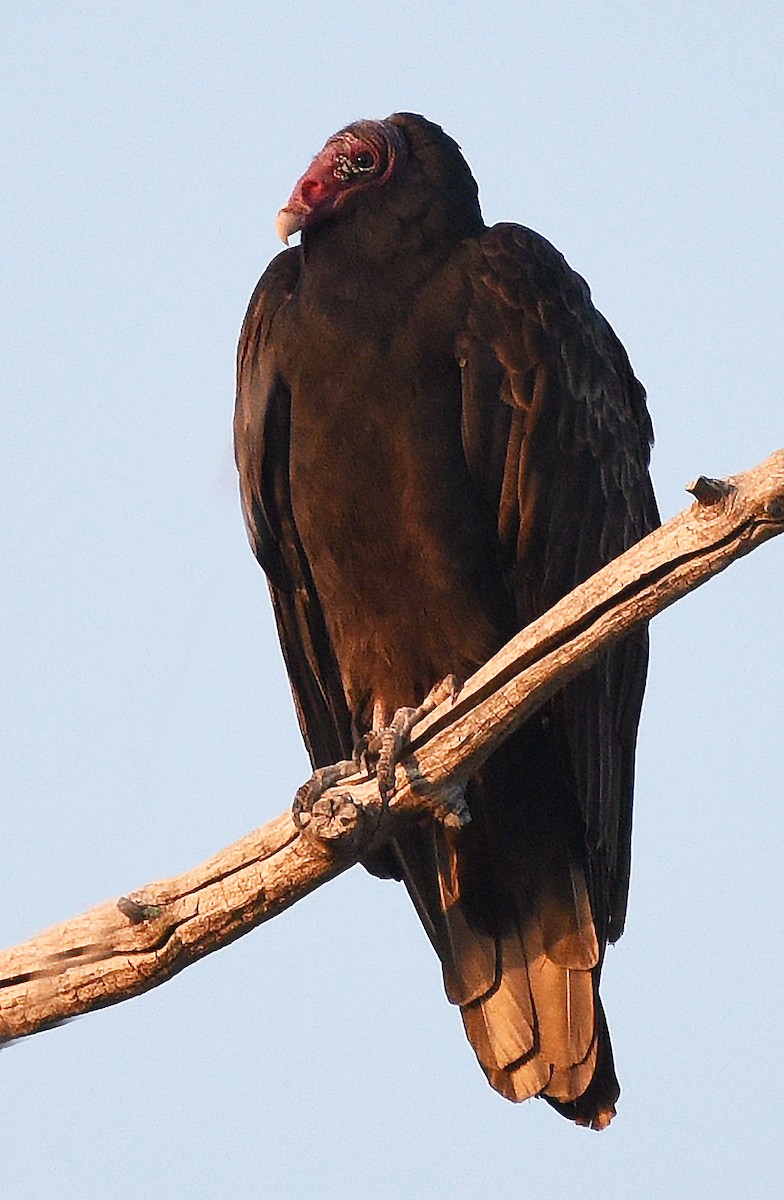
[1, 450, 782, 1045]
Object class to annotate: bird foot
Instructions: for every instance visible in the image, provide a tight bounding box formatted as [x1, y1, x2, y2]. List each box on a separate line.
[292, 676, 462, 832]
[368, 675, 461, 803]
[292, 759, 360, 830]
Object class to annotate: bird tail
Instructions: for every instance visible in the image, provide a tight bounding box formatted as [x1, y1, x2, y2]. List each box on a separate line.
[392, 748, 619, 1129]
[458, 908, 619, 1129]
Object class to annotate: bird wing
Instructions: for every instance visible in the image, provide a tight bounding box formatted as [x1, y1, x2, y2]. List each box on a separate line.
[234, 248, 354, 768]
[458, 222, 659, 944]
[387, 222, 659, 1122]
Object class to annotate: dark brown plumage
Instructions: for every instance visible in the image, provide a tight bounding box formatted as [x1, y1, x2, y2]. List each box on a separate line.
[235, 113, 658, 1128]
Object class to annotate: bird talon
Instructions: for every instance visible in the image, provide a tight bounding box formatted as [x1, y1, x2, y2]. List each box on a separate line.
[368, 678, 463, 803]
[292, 760, 359, 829]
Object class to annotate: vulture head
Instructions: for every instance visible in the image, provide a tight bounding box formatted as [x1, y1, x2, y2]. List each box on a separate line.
[275, 119, 408, 244]
[275, 113, 484, 251]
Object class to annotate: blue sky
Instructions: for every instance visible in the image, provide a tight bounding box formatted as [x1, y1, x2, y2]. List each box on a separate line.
[2, 4, 782, 1197]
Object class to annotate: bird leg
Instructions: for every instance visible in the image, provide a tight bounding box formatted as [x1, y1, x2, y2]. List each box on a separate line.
[370, 675, 460, 803]
[292, 676, 461, 831]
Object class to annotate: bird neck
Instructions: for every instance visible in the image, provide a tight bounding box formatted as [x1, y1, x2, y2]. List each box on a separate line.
[299, 203, 476, 333]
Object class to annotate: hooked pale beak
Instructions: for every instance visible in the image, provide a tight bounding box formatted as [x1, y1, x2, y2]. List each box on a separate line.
[275, 206, 305, 246]
[275, 152, 341, 244]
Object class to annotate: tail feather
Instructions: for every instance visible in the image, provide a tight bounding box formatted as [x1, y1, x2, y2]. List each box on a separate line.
[546, 1027, 598, 1102]
[435, 828, 498, 1005]
[544, 998, 619, 1129]
[531, 960, 595, 1068]
[490, 1054, 553, 1103]
[461, 933, 535, 1069]
[459, 912, 601, 1108]
[391, 748, 621, 1129]
[539, 862, 600, 969]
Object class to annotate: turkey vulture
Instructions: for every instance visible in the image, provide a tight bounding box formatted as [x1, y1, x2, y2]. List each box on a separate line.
[235, 113, 658, 1129]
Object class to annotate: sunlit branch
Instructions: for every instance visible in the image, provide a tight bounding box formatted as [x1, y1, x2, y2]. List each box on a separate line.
[1, 450, 781, 1045]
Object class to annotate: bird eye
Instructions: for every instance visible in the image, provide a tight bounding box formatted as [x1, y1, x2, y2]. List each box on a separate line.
[332, 149, 378, 182]
[353, 150, 376, 171]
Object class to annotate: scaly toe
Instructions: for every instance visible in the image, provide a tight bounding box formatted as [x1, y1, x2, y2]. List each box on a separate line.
[376, 710, 418, 802]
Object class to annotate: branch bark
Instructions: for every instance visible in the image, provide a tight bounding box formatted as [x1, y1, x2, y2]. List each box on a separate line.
[1, 450, 782, 1045]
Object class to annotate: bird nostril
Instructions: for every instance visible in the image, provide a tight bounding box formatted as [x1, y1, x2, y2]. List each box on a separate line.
[301, 177, 330, 206]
